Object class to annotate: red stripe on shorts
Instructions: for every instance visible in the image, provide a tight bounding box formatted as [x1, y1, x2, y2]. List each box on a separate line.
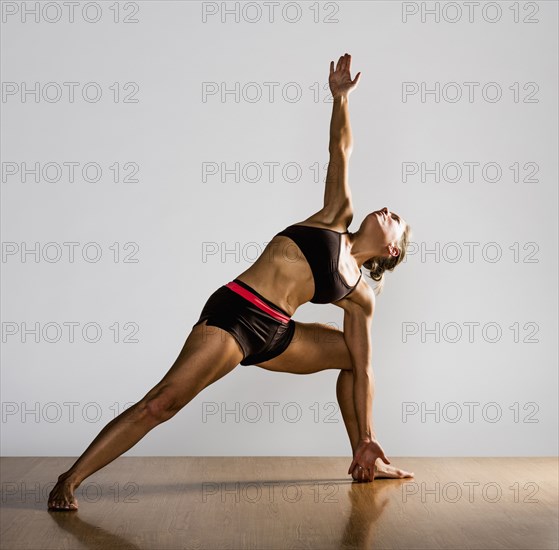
[225, 281, 291, 324]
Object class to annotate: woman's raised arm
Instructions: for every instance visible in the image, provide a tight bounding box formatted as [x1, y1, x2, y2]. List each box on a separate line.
[322, 54, 361, 225]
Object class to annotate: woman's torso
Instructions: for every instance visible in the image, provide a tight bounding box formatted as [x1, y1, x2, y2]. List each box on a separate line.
[234, 218, 362, 316]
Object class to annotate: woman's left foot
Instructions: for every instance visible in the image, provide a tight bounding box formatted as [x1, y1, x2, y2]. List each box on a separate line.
[47, 475, 79, 511]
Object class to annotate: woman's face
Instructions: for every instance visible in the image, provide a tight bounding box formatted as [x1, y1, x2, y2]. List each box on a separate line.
[364, 207, 406, 257]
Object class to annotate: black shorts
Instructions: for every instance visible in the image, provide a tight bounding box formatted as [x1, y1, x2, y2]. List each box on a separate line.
[192, 278, 296, 366]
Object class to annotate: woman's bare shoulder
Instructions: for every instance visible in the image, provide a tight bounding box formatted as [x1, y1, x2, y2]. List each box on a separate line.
[293, 209, 352, 233]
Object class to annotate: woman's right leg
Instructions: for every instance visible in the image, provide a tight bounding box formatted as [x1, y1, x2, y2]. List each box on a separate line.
[47, 320, 244, 510]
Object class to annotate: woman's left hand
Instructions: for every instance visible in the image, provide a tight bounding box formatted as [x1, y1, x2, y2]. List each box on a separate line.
[348, 438, 390, 482]
[329, 53, 361, 99]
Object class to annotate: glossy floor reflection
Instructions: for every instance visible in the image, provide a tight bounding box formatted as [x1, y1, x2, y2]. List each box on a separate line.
[1, 457, 557, 549]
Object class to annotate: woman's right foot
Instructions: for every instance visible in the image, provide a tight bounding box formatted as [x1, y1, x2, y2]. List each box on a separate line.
[47, 475, 79, 511]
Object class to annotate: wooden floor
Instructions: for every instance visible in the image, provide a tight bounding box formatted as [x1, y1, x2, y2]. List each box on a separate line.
[0, 457, 557, 550]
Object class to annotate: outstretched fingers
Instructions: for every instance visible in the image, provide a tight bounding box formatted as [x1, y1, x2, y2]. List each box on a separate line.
[339, 53, 348, 73]
[332, 53, 355, 75]
[335, 55, 343, 71]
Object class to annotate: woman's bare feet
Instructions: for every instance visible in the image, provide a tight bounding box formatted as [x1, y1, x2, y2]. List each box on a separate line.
[351, 461, 414, 482]
[47, 474, 79, 511]
[374, 461, 414, 479]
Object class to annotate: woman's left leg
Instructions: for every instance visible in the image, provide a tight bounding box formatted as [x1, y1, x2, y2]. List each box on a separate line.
[255, 320, 413, 479]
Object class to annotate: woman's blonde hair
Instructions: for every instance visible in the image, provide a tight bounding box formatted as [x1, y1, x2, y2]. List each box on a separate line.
[362, 222, 412, 296]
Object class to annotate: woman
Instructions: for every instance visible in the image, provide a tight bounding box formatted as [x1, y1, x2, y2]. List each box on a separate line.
[48, 53, 413, 511]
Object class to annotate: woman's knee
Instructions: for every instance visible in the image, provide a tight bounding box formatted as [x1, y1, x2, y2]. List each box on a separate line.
[138, 386, 185, 424]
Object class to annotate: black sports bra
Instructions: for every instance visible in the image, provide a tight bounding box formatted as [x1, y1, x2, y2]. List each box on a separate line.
[275, 224, 362, 304]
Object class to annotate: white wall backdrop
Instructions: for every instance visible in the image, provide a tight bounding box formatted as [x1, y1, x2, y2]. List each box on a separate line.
[1, 0, 557, 457]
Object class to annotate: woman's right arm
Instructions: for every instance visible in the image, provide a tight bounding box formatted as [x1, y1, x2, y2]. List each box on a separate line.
[336, 280, 390, 481]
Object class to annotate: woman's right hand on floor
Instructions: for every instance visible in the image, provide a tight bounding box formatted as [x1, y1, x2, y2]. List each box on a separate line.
[348, 438, 390, 482]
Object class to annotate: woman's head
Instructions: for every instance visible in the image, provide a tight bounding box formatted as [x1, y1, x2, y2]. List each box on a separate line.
[358, 207, 412, 295]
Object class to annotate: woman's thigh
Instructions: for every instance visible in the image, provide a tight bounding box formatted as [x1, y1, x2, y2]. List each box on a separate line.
[254, 320, 353, 374]
[141, 320, 245, 409]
